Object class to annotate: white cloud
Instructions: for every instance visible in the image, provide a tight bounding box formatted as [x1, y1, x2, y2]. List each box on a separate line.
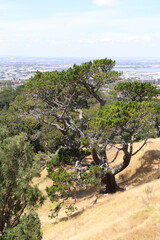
[100, 37, 112, 42]
[93, 0, 118, 6]
[0, 6, 160, 58]
[78, 39, 95, 44]
[128, 35, 152, 41]
[47, 39, 56, 43]
[15, 33, 25, 38]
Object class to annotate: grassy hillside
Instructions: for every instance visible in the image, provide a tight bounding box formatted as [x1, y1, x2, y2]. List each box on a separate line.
[35, 138, 160, 240]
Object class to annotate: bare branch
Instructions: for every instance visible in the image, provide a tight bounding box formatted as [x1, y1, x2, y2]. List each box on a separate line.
[108, 149, 120, 164]
[42, 119, 67, 134]
[130, 138, 133, 154]
[131, 139, 147, 156]
[73, 109, 85, 131]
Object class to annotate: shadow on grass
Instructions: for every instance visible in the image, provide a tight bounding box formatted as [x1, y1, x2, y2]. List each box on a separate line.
[54, 208, 85, 224]
[119, 150, 160, 187]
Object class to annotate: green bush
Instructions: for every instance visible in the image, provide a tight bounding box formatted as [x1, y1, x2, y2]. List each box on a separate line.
[46, 147, 85, 175]
[3, 212, 42, 240]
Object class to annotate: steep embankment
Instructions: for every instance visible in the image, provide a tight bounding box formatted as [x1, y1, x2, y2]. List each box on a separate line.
[35, 138, 160, 240]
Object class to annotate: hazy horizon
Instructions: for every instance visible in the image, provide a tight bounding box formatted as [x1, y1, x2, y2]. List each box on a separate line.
[0, 0, 160, 58]
[0, 56, 160, 64]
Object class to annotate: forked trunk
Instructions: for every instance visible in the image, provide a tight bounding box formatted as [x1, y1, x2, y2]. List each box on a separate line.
[92, 148, 119, 193]
[92, 145, 133, 193]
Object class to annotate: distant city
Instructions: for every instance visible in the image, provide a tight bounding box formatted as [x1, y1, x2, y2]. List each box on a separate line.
[0, 57, 160, 88]
[115, 58, 160, 83]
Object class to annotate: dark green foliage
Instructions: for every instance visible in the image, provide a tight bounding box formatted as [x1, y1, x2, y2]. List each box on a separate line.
[95, 101, 157, 142]
[3, 212, 42, 240]
[80, 137, 90, 147]
[96, 101, 154, 128]
[0, 85, 44, 237]
[0, 104, 40, 139]
[0, 85, 24, 109]
[46, 167, 77, 218]
[46, 167, 76, 201]
[46, 165, 104, 218]
[0, 133, 44, 233]
[26, 70, 89, 110]
[81, 165, 104, 187]
[0, 88, 15, 109]
[46, 148, 86, 175]
[114, 81, 159, 102]
[20, 58, 120, 158]
[39, 124, 65, 153]
[25, 58, 120, 109]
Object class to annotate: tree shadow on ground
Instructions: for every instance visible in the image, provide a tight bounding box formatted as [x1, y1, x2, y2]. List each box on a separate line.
[54, 208, 85, 224]
[74, 186, 99, 200]
[119, 150, 160, 187]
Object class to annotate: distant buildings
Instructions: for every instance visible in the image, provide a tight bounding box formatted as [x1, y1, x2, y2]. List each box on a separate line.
[0, 57, 160, 88]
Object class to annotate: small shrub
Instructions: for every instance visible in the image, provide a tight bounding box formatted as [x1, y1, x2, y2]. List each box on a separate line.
[3, 212, 42, 240]
[46, 148, 86, 175]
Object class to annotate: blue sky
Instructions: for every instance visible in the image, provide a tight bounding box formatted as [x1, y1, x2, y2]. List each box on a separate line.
[0, 0, 160, 59]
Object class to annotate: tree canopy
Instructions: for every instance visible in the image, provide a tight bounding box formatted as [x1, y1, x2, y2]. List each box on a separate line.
[10, 58, 158, 218]
[114, 81, 160, 102]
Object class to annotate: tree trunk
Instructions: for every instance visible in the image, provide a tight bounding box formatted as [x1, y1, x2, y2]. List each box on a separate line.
[91, 148, 119, 193]
[92, 148, 100, 165]
[155, 117, 160, 137]
[102, 173, 119, 193]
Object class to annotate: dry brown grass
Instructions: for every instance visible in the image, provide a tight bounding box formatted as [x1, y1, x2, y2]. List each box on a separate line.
[35, 138, 160, 240]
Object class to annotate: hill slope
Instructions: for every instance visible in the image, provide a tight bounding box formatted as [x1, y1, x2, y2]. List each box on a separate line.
[35, 138, 160, 240]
